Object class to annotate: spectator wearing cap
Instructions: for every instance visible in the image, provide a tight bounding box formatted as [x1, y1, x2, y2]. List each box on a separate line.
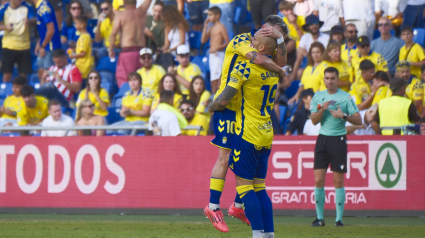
[145, 1, 165, 51]
[286, 88, 314, 135]
[291, 14, 329, 82]
[346, 104, 377, 135]
[342, 0, 375, 40]
[352, 36, 388, 83]
[41, 100, 75, 137]
[372, 77, 421, 135]
[168, 45, 202, 96]
[160, 5, 190, 54]
[148, 90, 186, 136]
[349, 59, 380, 110]
[278, 1, 306, 48]
[17, 84, 49, 127]
[394, 61, 424, 114]
[94, 0, 121, 59]
[371, 17, 404, 75]
[328, 25, 344, 44]
[0, 76, 27, 127]
[137, 48, 166, 94]
[399, 26, 425, 79]
[340, 23, 358, 65]
[180, 100, 209, 136]
[37, 49, 83, 108]
[313, 0, 345, 35]
[371, 71, 392, 105]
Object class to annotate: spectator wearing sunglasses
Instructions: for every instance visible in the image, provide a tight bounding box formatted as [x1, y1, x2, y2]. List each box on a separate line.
[76, 98, 106, 136]
[94, 0, 121, 59]
[179, 100, 209, 136]
[371, 17, 404, 75]
[76, 70, 110, 117]
[137, 48, 165, 94]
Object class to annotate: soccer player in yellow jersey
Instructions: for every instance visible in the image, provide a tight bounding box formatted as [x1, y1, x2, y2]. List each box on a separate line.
[400, 26, 425, 79]
[351, 36, 388, 82]
[209, 34, 278, 238]
[317, 42, 352, 92]
[395, 61, 424, 114]
[17, 84, 49, 126]
[371, 71, 392, 105]
[204, 15, 288, 233]
[0, 76, 27, 126]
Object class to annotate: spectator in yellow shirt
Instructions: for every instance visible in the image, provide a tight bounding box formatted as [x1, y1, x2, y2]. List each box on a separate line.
[349, 59, 377, 110]
[17, 84, 49, 126]
[151, 74, 183, 112]
[168, 45, 201, 96]
[351, 36, 388, 82]
[400, 26, 425, 79]
[278, 1, 305, 48]
[76, 71, 110, 117]
[108, 72, 153, 135]
[188, 76, 211, 115]
[288, 41, 324, 105]
[0, 76, 27, 126]
[94, 0, 120, 59]
[68, 16, 93, 79]
[395, 61, 424, 114]
[371, 71, 392, 105]
[180, 100, 209, 136]
[341, 23, 359, 65]
[137, 48, 166, 93]
[112, 0, 124, 12]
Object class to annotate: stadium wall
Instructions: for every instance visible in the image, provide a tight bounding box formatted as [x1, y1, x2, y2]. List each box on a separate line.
[0, 136, 423, 217]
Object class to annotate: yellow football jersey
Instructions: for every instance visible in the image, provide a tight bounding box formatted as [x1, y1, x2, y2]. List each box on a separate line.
[405, 76, 424, 101]
[100, 17, 120, 48]
[76, 88, 110, 117]
[282, 16, 306, 48]
[176, 63, 201, 95]
[137, 64, 166, 93]
[349, 76, 371, 105]
[399, 43, 425, 78]
[317, 60, 353, 92]
[17, 96, 48, 126]
[300, 65, 321, 92]
[372, 85, 392, 105]
[227, 61, 279, 147]
[75, 32, 93, 79]
[121, 88, 153, 122]
[215, 31, 259, 111]
[351, 51, 388, 82]
[151, 92, 183, 110]
[181, 113, 209, 136]
[1, 95, 24, 120]
[340, 44, 359, 65]
[112, 0, 124, 11]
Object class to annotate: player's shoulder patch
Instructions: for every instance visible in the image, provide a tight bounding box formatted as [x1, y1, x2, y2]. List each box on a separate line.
[232, 33, 251, 48]
[233, 61, 251, 81]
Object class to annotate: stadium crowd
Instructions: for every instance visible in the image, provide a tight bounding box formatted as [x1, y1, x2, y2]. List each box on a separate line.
[0, 0, 424, 136]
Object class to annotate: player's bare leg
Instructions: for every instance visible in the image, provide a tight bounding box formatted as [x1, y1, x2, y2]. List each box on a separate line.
[312, 169, 326, 226]
[204, 148, 230, 233]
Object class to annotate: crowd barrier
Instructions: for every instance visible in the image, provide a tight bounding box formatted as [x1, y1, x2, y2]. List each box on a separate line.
[0, 136, 423, 216]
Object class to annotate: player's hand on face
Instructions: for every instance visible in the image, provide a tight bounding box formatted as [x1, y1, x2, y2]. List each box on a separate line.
[330, 105, 344, 119]
[260, 26, 282, 39]
[204, 18, 209, 25]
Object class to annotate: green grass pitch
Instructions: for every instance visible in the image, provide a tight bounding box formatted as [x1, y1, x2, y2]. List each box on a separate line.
[0, 214, 424, 237]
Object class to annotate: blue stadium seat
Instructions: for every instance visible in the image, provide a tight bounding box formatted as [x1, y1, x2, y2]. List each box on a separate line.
[283, 107, 298, 134]
[189, 31, 202, 52]
[99, 70, 115, 84]
[106, 107, 122, 124]
[285, 80, 300, 99]
[29, 73, 40, 83]
[0, 83, 12, 99]
[116, 82, 130, 96]
[1, 132, 20, 137]
[413, 28, 425, 47]
[191, 56, 211, 90]
[300, 57, 308, 69]
[0, 98, 4, 106]
[278, 105, 287, 130]
[87, 19, 97, 38]
[101, 81, 112, 95]
[112, 96, 122, 107]
[96, 56, 118, 74]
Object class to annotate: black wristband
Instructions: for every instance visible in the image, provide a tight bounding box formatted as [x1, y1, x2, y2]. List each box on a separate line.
[343, 114, 347, 121]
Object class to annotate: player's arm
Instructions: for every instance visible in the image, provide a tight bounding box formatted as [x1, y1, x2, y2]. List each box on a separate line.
[200, 20, 211, 44]
[138, 0, 153, 12]
[109, 14, 121, 56]
[260, 25, 287, 67]
[245, 51, 286, 78]
[208, 86, 238, 112]
[41, 22, 55, 49]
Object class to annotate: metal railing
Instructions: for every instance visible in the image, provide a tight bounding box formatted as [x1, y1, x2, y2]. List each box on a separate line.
[0, 125, 203, 136]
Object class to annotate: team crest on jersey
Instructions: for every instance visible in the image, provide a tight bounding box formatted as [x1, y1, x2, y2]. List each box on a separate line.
[222, 136, 227, 145]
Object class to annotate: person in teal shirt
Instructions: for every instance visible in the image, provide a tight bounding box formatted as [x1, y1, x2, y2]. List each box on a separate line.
[309, 66, 361, 227]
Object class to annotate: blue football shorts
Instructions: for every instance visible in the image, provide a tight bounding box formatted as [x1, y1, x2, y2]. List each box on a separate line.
[210, 108, 236, 150]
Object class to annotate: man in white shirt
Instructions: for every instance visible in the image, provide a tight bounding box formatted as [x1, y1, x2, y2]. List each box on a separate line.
[303, 119, 321, 135]
[346, 105, 377, 135]
[41, 100, 75, 137]
[148, 90, 181, 136]
[343, 0, 375, 40]
[291, 14, 330, 81]
[313, 0, 345, 34]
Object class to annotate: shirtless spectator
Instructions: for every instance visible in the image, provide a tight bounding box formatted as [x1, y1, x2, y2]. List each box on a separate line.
[109, 0, 153, 87]
[201, 6, 229, 94]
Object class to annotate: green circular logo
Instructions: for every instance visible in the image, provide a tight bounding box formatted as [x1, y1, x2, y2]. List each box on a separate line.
[375, 143, 402, 188]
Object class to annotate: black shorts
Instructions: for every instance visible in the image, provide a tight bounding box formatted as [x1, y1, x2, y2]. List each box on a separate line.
[1, 48, 32, 75]
[47, 0, 63, 10]
[314, 134, 347, 173]
[249, 0, 275, 25]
